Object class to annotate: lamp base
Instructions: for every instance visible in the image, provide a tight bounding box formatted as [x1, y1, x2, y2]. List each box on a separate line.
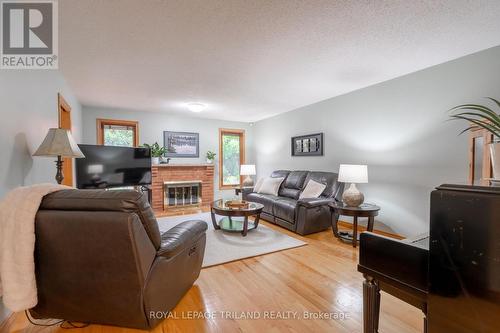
[55, 156, 64, 185]
[342, 183, 364, 207]
[242, 175, 254, 187]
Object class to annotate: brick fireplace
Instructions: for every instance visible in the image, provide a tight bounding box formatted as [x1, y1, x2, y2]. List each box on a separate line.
[151, 164, 215, 211]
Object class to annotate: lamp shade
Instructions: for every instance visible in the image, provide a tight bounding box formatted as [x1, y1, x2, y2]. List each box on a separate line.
[338, 164, 368, 183]
[240, 164, 256, 176]
[33, 128, 85, 158]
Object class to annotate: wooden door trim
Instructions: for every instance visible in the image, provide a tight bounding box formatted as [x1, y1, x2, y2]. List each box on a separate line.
[58, 93, 71, 128]
[96, 118, 139, 146]
[468, 127, 494, 185]
[218, 128, 246, 190]
[58, 93, 73, 187]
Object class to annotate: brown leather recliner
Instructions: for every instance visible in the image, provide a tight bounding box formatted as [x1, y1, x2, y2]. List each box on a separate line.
[29, 189, 207, 330]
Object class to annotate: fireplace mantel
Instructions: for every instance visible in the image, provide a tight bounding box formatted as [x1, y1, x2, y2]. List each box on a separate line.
[151, 164, 214, 211]
[154, 163, 214, 168]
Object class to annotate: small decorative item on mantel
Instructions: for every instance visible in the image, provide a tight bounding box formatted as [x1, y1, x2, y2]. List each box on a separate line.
[449, 97, 500, 182]
[142, 142, 167, 165]
[206, 151, 216, 164]
[338, 164, 368, 207]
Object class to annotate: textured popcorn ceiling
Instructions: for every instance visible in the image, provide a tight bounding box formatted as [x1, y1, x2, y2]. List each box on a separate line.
[60, 0, 500, 122]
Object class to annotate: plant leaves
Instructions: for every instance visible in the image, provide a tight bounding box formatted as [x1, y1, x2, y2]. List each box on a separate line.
[451, 111, 500, 130]
[485, 97, 500, 113]
[451, 115, 500, 137]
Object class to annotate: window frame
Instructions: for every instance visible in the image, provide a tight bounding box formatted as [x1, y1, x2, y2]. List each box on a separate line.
[96, 118, 139, 147]
[219, 128, 245, 190]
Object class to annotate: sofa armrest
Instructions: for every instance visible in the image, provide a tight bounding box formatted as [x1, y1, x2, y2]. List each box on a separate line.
[297, 198, 334, 208]
[158, 220, 207, 259]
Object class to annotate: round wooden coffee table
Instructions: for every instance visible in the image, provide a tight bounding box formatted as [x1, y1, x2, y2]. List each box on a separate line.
[210, 200, 264, 237]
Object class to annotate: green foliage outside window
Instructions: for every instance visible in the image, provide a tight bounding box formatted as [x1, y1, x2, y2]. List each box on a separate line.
[222, 134, 240, 185]
[104, 128, 134, 147]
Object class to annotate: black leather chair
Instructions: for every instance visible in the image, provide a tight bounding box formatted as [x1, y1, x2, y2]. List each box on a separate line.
[246, 170, 344, 235]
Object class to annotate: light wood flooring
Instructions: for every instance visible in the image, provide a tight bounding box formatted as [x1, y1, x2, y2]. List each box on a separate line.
[1, 210, 422, 333]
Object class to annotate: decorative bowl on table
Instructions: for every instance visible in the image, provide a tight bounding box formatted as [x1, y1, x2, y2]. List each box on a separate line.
[225, 200, 249, 209]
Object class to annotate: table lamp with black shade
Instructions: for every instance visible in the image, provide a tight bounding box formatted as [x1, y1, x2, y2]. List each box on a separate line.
[33, 128, 85, 184]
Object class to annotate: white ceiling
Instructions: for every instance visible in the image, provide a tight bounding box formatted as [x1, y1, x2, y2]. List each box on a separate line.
[60, 0, 500, 122]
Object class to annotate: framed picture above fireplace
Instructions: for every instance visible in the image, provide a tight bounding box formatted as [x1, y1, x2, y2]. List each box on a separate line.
[164, 131, 199, 157]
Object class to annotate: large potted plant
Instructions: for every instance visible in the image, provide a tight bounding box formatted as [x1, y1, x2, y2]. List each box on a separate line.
[142, 142, 167, 165]
[449, 98, 500, 179]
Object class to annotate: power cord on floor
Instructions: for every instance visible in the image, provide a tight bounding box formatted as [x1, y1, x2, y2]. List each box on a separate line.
[25, 310, 90, 329]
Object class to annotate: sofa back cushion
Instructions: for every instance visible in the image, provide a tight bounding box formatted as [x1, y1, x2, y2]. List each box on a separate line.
[270, 170, 290, 193]
[40, 189, 162, 249]
[279, 171, 308, 199]
[257, 177, 285, 196]
[304, 171, 340, 198]
[299, 179, 327, 199]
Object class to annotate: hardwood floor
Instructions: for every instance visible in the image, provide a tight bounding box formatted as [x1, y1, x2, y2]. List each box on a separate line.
[2, 217, 423, 333]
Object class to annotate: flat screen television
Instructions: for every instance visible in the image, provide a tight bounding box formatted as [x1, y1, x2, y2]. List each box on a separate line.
[76, 144, 152, 189]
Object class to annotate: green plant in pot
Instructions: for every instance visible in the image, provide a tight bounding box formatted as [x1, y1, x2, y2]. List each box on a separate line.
[206, 151, 216, 164]
[449, 97, 500, 179]
[143, 142, 167, 165]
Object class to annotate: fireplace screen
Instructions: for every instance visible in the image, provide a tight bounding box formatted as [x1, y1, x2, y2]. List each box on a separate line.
[164, 181, 201, 206]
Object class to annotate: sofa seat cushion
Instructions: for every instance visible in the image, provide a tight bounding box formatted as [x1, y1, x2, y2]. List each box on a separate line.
[273, 197, 297, 223]
[246, 193, 278, 214]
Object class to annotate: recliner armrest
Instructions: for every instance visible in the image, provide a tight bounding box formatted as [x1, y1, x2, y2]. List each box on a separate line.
[297, 198, 334, 208]
[158, 220, 207, 259]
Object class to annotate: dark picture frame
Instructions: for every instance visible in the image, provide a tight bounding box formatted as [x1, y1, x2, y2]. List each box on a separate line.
[291, 133, 324, 156]
[163, 131, 199, 157]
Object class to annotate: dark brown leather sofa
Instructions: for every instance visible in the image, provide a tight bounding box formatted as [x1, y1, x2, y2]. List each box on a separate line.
[245, 170, 343, 235]
[29, 189, 207, 330]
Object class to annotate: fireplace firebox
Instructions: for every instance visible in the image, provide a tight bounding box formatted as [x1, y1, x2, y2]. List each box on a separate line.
[164, 181, 201, 207]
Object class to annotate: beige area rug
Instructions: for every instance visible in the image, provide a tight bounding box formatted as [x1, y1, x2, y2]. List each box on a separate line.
[157, 212, 307, 268]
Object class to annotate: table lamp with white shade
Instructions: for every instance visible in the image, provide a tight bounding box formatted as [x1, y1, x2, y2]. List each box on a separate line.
[338, 164, 368, 207]
[33, 128, 85, 184]
[240, 164, 256, 187]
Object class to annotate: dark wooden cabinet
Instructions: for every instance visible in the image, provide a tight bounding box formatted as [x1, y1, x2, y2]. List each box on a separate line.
[429, 185, 500, 333]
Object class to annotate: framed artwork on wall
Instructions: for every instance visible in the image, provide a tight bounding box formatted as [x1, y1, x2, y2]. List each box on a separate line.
[164, 131, 199, 157]
[291, 133, 324, 156]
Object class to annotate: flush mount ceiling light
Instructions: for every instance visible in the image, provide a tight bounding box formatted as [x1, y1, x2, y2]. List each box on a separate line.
[186, 103, 206, 113]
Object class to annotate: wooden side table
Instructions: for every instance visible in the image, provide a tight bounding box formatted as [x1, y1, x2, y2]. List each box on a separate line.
[234, 186, 254, 200]
[329, 203, 380, 248]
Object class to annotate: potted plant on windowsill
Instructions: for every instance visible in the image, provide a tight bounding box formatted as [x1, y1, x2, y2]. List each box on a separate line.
[449, 98, 500, 179]
[143, 142, 167, 165]
[206, 151, 216, 164]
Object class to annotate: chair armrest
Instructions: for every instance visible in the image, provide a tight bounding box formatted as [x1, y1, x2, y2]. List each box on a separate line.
[297, 198, 334, 208]
[158, 220, 207, 259]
